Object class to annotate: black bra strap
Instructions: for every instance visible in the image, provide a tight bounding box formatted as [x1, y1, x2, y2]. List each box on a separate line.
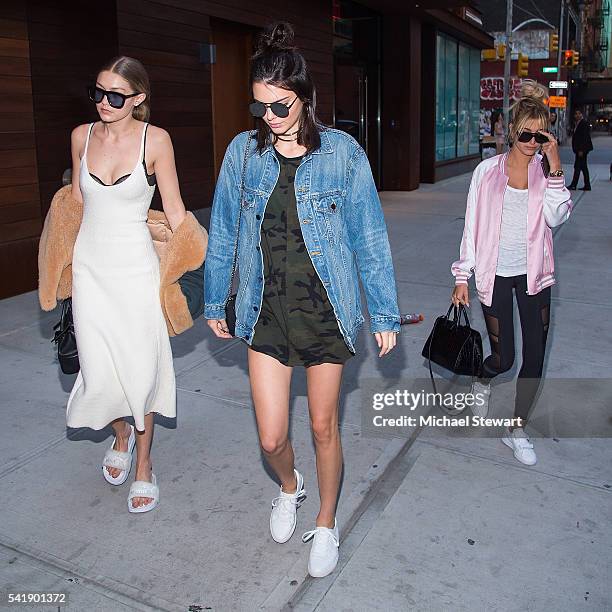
[143, 123, 149, 166]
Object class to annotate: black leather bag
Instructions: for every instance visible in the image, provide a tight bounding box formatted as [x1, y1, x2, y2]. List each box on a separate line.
[52, 298, 80, 375]
[421, 304, 483, 392]
[224, 133, 252, 336]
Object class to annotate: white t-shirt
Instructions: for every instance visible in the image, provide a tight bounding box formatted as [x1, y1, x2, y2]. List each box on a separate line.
[496, 186, 528, 277]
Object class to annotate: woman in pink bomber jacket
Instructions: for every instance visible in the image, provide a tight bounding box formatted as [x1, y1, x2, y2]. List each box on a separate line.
[451, 87, 572, 466]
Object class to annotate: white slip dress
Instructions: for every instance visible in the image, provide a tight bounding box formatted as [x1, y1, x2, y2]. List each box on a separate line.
[66, 122, 176, 431]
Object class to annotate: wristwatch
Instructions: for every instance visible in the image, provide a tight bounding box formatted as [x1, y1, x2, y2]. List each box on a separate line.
[549, 169, 564, 177]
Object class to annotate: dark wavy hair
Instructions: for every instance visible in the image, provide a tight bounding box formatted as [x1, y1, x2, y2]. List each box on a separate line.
[250, 22, 321, 153]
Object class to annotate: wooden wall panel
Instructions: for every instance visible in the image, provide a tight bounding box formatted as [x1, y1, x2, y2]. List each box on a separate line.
[27, 0, 119, 216]
[381, 15, 422, 190]
[0, 1, 40, 299]
[117, 0, 213, 210]
[0, 0, 332, 298]
[116, 0, 333, 210]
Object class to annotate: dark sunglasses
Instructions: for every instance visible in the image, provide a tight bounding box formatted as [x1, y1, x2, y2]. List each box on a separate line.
[249, 97, 298, 119]
[87, 85, 141, 109]
[517, 130, 549, 144]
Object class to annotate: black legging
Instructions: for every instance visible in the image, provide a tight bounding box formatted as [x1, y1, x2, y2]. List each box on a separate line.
[480, 275, 551, 424]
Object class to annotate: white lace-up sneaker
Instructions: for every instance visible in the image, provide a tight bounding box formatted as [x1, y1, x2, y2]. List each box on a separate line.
[501, 427, 537, 465]
[270, 469, 306, 543]
[471, 380, 491, 418]
[302, 519, 339, 578]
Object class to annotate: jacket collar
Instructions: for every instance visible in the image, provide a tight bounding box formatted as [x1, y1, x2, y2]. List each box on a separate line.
[498, 150, 540, 177]
[257, 129, 334, 157]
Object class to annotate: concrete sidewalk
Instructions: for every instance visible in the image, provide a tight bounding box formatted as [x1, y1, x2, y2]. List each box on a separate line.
[1, 138, 611, 611]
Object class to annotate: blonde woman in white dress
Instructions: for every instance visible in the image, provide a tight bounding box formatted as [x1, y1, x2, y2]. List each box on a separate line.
[67, 56, 186, 513]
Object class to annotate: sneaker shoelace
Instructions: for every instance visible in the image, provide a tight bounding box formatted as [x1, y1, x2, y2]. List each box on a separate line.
[513, 435, 534, 450]
[511, 430, 534, 449]
[302, 526, 339, 550]
[272, 489, 305, 517]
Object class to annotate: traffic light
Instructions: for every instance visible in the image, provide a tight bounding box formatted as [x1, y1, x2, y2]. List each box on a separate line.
[496, 43, 506, 61]
[549, 32, 559, 55]
[572, 50, 580, 67]
[563, 50, 573, 66]
[517, 53, 529, 77]
[482, 48, 497, 61]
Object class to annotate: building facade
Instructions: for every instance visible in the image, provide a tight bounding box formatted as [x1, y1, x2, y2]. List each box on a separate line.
[0, 1, 491, 299]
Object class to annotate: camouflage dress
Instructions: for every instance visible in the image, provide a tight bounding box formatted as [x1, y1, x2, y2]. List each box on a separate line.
[250, 150, 354, 367]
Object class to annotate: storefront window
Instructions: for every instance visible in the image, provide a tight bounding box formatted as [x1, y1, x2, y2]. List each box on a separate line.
[435, 33, 480, 161]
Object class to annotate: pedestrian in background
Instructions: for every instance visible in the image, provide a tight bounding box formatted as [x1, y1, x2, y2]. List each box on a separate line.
[451, 82, 572, 466]
[568, 108, 593, 191]
[492, 111, 505, 155]
[204, 22, 400, 578]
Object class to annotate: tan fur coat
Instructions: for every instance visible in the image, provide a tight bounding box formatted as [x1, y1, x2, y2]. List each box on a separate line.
[38, 185, 208, 336]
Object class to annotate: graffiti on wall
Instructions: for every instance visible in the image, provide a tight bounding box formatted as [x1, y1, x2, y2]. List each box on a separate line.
[490, 30, 551, 60]
[480, 77, 523, 101]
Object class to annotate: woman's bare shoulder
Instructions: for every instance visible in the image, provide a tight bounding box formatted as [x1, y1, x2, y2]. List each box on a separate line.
[145, 124, 172, 145]
[71, 123, 92, 146]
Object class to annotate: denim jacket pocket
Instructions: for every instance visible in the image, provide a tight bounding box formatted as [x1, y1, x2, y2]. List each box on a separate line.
[241, 187, 258, 209]
[312, 192, 344, 243]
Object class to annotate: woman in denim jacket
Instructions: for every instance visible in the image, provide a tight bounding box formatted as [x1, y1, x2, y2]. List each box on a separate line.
[204, 23, 400, 578]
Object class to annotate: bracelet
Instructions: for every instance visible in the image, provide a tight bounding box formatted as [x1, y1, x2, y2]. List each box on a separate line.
[549, 169, 564, 177]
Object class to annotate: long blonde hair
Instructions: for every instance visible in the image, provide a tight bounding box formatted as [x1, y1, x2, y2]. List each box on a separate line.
[508, 79, 549, 143]
[98, 56, 151, 122]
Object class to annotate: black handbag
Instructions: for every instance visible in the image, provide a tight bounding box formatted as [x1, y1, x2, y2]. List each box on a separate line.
[421, 304, 483, 392]
[52, 297, 80, 375]
[224, 132, 252, 336]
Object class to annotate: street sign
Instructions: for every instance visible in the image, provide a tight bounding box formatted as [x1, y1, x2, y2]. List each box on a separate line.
[549, 80, 568, 89]
[549, 95, 567, 108]
[542, 66, 558, 73]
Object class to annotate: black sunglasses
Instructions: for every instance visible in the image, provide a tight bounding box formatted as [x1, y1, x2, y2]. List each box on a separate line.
[249, 97, 299, 119]
[517, 130, 549, 144]
[87, 85, 141, 109]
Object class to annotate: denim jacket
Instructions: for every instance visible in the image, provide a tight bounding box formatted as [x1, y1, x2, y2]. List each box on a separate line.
[204, 128, 401, 352]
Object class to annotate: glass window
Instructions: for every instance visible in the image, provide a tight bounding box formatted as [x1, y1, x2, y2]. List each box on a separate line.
[457, 43, 470, 157]
[469, 48, 481, 155]
[435, 33, 481, 161]
[435, 35, 446, 161]
[444, 37, 457, 160]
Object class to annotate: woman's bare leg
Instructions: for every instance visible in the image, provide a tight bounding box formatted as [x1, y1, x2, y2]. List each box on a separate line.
[305, 362, 344, 528]
[131, 412, 155, 508]
[248, 349, 297, 492]
[105, 418, 131, 479]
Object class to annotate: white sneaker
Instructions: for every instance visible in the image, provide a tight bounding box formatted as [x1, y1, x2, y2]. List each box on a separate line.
[501, 427, 537, 465]
[302, 519, 339, 578]
[471, 380, 491, 418]
[270, 469, 306, 543]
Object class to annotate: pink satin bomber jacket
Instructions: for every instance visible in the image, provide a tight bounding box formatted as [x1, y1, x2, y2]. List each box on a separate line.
[451, 152, 573, 307]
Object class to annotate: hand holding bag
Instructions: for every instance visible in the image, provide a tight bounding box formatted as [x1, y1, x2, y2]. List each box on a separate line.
[421, 304, 483, 393]
[224, 132, 252, 336]
[52, 297, 80, 374]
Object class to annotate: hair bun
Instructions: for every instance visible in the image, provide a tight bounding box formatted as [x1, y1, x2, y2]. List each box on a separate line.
[519, 79, 548, 102]
[255, 21, 295, 55]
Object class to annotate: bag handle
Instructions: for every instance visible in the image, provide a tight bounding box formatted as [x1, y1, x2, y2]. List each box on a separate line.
[444, 303, 471, 328]
[225, 132, 252, 304]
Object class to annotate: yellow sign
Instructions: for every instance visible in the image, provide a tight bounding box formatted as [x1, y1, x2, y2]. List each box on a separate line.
[549, 96, 567, 108]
